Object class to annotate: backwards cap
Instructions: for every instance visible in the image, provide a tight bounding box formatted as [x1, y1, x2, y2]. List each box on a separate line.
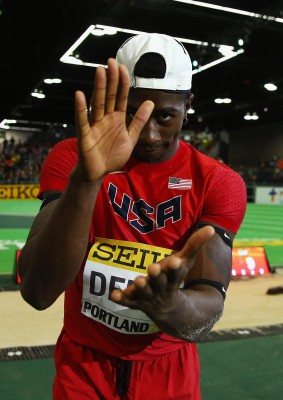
[116, 32, 192, 91]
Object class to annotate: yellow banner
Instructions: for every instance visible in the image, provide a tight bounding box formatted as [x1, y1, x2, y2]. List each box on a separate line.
[88, 237, 172, 272]
[0, 184, 40, 199]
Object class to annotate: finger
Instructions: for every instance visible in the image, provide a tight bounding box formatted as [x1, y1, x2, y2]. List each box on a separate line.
[178, 225, 215, 259]
[111, 288, 139, 309]
[75, 91, 90, 138]
[134, 276, 154, 299]
[90, 66, 107, 123]
[148, 273, 168, 296]
[166, 265, 187, 287]
[115, 63, 130, 113]
[128, 100, 155, 144]
[156, 256, 186, 287]
[105, 58, 119, 114]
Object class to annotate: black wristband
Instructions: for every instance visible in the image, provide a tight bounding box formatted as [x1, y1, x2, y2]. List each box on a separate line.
[193, 224, 232, 248]
[40, 193, 62, 210]
[186, 278, 226, 299]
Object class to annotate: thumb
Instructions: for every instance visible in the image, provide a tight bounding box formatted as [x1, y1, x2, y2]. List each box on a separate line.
[128, 100, 155, 143]
[178, 226, 215, 259]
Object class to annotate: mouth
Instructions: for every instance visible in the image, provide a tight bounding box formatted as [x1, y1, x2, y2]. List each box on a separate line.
[138, 142, 164, 151]
[141, 146, 162, 153]
[133, 145, 164, 163]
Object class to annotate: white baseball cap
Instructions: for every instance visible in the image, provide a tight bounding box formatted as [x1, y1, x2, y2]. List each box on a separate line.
[116, 32, 192, 91]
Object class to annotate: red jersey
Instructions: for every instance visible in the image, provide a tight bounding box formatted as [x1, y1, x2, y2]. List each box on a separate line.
[39, 138, 246, 360]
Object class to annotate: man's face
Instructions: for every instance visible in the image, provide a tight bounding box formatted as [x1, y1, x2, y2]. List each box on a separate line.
[127, 89, 189, 163]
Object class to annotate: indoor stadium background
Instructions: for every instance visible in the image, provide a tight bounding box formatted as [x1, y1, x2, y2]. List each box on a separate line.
[1, 0, 283, 399]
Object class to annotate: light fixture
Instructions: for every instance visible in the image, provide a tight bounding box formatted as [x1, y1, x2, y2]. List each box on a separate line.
[44, 78, 62, 84]
[218, 45, 235, 57]
[91, 29, 105, 36]
[244, 112, 259, 120]
[91, 26, 118, 36]
[31, 89, 45, 99]
[62, 55, 83, 65]
[264, 83, 277, 91]
[214, 98, 232, 104]
[60, 24, 244, 72]
[187, 108, 195, 114]
[172, 0, 283, 23]
[0, 119, 17, 129]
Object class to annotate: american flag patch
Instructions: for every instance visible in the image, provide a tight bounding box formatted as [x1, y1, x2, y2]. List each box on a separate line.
[168, 177, 192, 190]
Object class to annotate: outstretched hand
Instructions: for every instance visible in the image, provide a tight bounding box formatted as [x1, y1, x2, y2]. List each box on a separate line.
[75, 58, 154, 182]
[111, 226, 215, 315]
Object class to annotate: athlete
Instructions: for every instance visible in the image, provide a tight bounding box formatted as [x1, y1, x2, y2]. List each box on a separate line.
[18, 33, 247, 399]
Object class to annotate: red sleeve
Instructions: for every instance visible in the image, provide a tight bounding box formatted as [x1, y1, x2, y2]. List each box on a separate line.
[199, 164, 247, 233]
[38, 138, 78, 199]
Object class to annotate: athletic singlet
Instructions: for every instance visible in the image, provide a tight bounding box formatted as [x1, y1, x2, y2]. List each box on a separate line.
[39, 139, 247, 360]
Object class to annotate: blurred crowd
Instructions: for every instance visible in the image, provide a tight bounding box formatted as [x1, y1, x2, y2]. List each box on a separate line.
[0, 134, 62, 184]
[234, 156, 283, 186]
[1, 132, 283, 185]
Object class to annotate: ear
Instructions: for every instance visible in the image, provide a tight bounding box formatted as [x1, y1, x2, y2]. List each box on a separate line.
[184, 92, 194, 114]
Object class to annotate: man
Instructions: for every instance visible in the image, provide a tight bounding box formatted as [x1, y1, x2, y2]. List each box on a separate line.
[18, 33, 247, 399]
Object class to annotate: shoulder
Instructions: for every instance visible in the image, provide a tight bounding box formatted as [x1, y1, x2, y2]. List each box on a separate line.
[43, 138, 78, 166]
[181, 141, 243, 182]
[49, 137, 78, 155]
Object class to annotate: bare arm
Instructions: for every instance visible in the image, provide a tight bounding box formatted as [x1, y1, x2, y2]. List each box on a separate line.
[18, 175, 101, 310]
[18, 59, 154, 310]
[111, 225, 234, 342]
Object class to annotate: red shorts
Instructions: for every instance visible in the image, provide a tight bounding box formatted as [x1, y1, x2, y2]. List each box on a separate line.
[53, 332, 201, 400]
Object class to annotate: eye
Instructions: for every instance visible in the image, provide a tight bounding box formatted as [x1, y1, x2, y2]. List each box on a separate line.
[157, 111, 174, 124]
[126, 107, 136, 120]
[127, 112, 135, 120]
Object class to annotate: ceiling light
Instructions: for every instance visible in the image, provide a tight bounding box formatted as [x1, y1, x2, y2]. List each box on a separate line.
[44, 78, 62, 84]
[192, 60, 198, 67]
[238, 39, 244, 46]
[188, 108, 195, 114]
[218, 45, 235, 57]
[31, 90, 45, 99]
[104, 27, 118, 35]
[173, 0, 283, 24]
[193, 49, 244, 75]
[214, 98, 232, 104]
[91, 26, 118, 36]
[91, 28, 105, 36]
[264, 83, 277, 91]
[60, 24, 244, 72]
[0, 119, 16, 129]
[63, 55, 83, 65]
[244, 112, 258, 120]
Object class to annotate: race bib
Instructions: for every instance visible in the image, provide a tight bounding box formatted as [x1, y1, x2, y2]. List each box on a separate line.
[81, 238, 172, 335]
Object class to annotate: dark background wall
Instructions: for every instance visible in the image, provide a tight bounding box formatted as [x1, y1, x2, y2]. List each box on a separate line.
[228, 121, 283, 167]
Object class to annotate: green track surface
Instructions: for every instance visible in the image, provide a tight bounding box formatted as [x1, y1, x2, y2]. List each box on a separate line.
[1, 201, 283, 275]
[0, 335, 282, 400]
[235, 204, 283, 267]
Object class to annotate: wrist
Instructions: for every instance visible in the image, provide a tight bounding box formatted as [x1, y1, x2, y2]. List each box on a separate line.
[70, 166, 103, 187]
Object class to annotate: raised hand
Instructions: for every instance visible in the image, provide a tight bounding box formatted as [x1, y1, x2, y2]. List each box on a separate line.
[75, 58, 154, 182]
[111, 226, 215, 315]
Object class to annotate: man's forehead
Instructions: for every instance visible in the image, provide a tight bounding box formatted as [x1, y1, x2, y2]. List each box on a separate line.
[128, 88, 185, 106]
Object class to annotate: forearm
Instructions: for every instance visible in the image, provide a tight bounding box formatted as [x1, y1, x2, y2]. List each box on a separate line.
[150, 288, 224, 342]
[19, 168, 102, 309]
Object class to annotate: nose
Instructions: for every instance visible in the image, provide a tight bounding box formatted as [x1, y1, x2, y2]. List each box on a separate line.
[139, 118, 161, 144]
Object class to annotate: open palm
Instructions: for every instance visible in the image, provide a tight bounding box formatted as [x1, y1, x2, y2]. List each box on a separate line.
[75, 58, 154, 181]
